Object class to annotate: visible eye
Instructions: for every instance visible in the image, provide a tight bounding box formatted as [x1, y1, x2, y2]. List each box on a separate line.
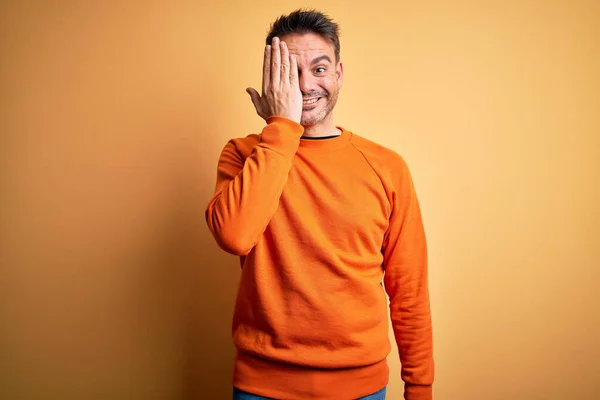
[315, 67, 326, 74]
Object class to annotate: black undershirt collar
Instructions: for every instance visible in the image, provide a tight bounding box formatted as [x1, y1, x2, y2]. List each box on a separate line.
[301, 135, 339, 140]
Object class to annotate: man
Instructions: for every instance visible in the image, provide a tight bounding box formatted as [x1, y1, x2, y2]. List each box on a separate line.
[205, 9, 434, 400]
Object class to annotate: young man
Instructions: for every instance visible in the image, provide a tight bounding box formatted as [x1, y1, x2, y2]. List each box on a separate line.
[205, 9, 434, 400]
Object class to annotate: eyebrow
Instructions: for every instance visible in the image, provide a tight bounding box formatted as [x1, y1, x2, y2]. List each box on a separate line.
[311, 55, 332, 65]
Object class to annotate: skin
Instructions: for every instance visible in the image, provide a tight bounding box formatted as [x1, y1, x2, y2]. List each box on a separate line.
[246, 33, 344, 138]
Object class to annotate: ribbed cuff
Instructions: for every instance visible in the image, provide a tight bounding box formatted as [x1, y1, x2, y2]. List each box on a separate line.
[260, 116, 304, 158]
[405, 384, 432, 400]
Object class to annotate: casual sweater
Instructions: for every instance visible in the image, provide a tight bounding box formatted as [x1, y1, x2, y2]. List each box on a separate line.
[205, 116, 434, 400]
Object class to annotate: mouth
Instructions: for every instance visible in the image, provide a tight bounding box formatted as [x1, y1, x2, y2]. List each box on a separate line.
[302, 97, 323, 109]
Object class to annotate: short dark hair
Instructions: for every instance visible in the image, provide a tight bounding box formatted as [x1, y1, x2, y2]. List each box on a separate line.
[266, 9, 341, 63]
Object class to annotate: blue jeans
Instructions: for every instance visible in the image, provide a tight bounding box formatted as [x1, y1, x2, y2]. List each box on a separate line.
[233, 386, 387, 400]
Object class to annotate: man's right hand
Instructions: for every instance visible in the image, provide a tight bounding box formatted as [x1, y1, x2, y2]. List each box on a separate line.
[246, 37, 302, 123]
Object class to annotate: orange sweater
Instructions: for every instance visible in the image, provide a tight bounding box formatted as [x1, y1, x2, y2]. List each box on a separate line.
[206, 117, 434, 400]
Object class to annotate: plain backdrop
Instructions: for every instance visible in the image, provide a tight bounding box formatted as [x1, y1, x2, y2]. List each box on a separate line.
[1, 1, 599, 399]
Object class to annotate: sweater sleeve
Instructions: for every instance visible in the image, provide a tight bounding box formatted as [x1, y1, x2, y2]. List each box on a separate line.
[205, 116, 303, 256]
[382, 157, 434, 400]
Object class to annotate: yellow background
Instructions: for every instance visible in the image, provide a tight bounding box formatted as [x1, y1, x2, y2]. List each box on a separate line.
[1, 1, 599, 399]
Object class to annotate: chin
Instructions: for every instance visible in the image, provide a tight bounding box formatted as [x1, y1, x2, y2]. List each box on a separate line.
[300, 117, 318, 127]
[301, 109, 326, 126]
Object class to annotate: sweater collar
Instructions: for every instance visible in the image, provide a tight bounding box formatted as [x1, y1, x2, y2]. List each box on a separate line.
[298, 126, 352, 150]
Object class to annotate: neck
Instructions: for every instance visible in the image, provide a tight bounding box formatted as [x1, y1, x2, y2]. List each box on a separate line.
[301, 114, 340, 138]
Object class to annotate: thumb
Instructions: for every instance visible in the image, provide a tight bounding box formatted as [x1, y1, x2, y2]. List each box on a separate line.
[246, 87, 261, 109]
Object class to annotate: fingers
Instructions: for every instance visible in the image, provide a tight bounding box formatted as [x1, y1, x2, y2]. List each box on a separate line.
[289, 54, 298, 87]
[280, 40, 290, 85]
[262, 44, 271, 95]
[270, 37, 281, 87]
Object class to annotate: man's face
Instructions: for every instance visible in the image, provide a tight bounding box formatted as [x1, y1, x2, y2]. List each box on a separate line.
[280, 32, 343, 127]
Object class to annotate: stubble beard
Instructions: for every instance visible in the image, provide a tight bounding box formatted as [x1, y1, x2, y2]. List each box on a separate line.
[300, 87, 339, 127]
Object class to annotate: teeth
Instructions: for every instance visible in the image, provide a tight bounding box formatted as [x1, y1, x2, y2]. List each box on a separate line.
[303, 98, 319, 105]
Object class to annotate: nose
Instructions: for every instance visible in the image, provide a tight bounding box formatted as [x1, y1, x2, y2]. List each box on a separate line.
[298, 71, 317, 96]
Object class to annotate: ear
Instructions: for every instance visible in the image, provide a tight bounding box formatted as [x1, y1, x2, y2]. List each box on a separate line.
[336, 60, 344, 89]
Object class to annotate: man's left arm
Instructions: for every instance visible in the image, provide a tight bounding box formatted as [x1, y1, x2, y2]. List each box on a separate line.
[382, 157, 434, 400]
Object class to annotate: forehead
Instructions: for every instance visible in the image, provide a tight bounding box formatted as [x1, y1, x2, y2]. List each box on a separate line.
[279, 32, 335, 63]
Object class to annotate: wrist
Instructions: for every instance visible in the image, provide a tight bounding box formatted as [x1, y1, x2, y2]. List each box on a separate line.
[404, 384, 432, 400]
[267, 112, 300, 124]
[261, 116, 304, 157]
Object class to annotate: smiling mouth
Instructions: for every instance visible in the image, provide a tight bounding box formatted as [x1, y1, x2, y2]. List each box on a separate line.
[302, 97, 322, 107]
